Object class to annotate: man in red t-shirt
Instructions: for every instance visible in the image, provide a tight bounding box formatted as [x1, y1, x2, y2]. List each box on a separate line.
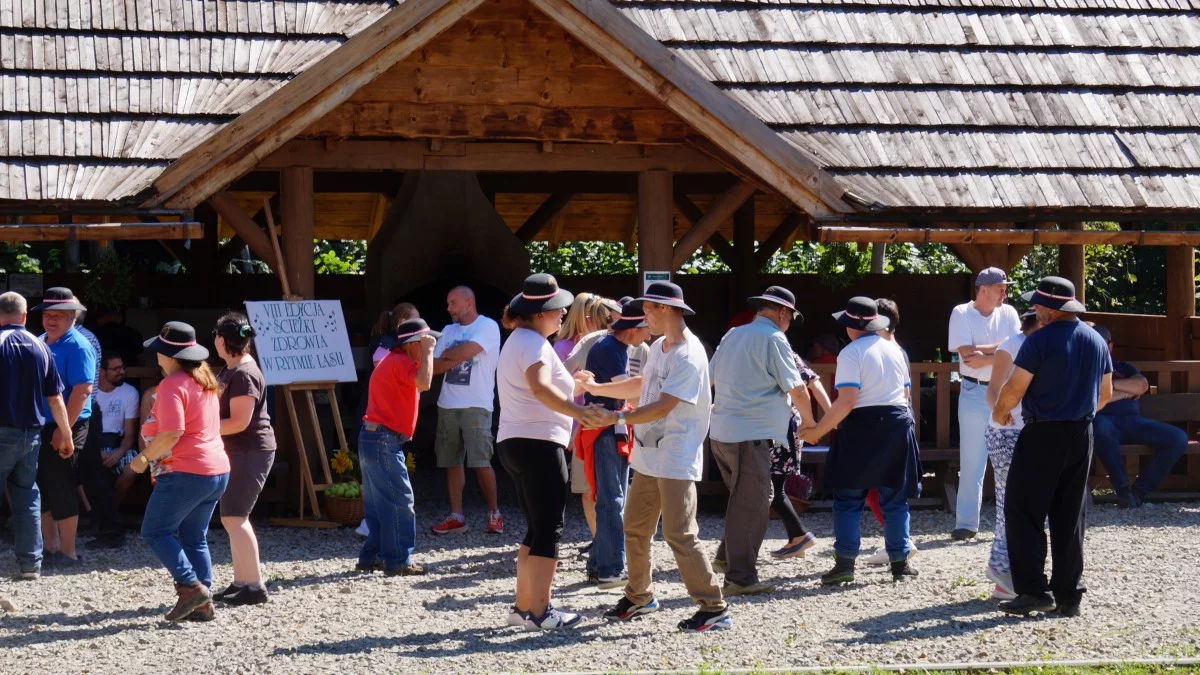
[358, 318, 438, 576]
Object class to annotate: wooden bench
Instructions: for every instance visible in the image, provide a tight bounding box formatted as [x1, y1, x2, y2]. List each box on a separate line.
[1089, 390, 1200, 501]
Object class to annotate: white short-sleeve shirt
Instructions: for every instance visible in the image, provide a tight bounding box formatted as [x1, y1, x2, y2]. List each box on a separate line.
[948, 302, 1021, 381]
[496, 327, 575, 447]
[631, 330, 712, 482]
[989, 332, 1028, 430]
[834, 334, 910, 409]
[94, 383, 140, 436]
[435, 315, 501, 411]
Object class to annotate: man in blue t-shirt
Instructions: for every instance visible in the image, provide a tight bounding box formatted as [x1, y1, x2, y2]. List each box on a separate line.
[1090, 324, 1188, 508]
[33, 287, 97, 565]
[992, 277, 1112, 618]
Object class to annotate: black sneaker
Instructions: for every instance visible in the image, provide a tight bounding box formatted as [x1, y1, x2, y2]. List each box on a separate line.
[1115, 487, 1143, 508]
[222, 585, 269, 606]
[603, 597, 660, 622]
[212, 583, 244, 601]
[999, 593, 1056, 616]
[951, 528, 977, 541]
[891, 560, 919, 582]
[355, 562, 384, 573]
[87, 532, 126, 550]
[586, 573, 600, 586]
[678, 608, 732, 632]
[820, 556, 856, 585]
[1057, 602, 1082, 618]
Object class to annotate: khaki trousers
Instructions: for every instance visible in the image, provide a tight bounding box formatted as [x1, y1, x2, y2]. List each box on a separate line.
[711, 439, 774, 586]
[623, 471, 726, 612]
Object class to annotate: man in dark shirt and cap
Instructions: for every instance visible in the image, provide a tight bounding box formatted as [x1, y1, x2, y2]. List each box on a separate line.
[0, 292, 75, 580]
[992, 277, 1112, 617]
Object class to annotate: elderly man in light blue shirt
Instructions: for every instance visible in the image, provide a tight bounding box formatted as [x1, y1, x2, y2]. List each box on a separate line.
[709, 286, 812, 595]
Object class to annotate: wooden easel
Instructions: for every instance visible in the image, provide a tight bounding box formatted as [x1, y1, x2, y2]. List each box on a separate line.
[257, 198, 348, 528]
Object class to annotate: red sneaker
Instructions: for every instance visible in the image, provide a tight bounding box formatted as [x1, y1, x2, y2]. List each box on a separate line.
[485, 512, 504, 535]
[431, 516, 468, 535]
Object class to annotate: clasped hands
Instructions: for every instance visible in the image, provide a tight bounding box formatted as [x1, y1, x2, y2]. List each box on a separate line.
[578, 404, 615, 429]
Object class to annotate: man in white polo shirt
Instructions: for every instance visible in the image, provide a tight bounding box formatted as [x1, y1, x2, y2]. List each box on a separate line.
[948, 267, 1021, 541]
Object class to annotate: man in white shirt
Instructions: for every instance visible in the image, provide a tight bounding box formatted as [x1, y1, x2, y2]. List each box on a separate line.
[430, 286, 503, 536]
[586, 281, 730, 633]
[947, 267, 1021, 541]
[94, 352, 140, 486]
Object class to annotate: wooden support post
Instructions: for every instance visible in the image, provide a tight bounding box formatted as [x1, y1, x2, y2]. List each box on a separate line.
[638, 170, 673, 278]
[1059, 222, 1086, 305]
[1165, 223, 1196, 361]
[281, 166, 316, 299]
[733, 195, 756, 300]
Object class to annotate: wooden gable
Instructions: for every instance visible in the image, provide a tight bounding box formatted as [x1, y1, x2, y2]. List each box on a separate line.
[301, 0, 695, 145]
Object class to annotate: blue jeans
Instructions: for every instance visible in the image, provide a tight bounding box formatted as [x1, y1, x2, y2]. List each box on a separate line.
[0, 427, 42, 572]
[141, 471, 229, 586]
[956, 380, 991, 531]
[587, 428, 630, 578]
[833, 486, 911, 561]
[358, 427, 417, 569]
[1093, 414, 1189, 497]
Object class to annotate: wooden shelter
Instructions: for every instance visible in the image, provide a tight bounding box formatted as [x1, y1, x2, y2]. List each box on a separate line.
[2, 0, 1199, 506]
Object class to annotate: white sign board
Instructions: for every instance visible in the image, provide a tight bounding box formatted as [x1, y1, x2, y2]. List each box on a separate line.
[642, 270, 671, 295]
[245, 300, 357, 386]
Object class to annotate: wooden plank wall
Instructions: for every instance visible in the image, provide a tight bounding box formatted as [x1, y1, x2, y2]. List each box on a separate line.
[301, 0, 696, 144]
[1083, 311, 1168, 361]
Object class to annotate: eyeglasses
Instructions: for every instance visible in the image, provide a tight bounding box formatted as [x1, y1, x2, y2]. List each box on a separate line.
[103, 365, 125, 372]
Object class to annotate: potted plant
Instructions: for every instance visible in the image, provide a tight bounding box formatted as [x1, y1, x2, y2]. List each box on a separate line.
[323, 449, 364, 526]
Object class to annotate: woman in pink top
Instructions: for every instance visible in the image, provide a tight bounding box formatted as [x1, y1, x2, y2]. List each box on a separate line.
[131, 322, 230, 623]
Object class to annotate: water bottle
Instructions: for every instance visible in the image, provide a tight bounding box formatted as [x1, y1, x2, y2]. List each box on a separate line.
[933, 347, 943, 363]
[950, 352, 961, 384]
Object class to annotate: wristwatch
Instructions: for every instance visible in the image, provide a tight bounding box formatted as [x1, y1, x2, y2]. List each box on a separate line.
[616, 412, 627, 427]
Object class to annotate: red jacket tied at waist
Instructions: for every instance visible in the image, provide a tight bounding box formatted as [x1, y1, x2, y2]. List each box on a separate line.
[575, 425, 632, 502]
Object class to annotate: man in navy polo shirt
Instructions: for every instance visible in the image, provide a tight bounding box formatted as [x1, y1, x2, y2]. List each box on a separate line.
[0, 292, 74, 580]
[33, 287, 97, 566]
[1090, 324, 1189, 508]
[992, 277, 1112, 617]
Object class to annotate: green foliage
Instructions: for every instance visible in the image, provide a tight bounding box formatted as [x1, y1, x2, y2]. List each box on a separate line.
[314, 240, 367, 275]
[527, 241, 638, 275]
[0, 243, 43, 274]
[82, 251, 136, 311]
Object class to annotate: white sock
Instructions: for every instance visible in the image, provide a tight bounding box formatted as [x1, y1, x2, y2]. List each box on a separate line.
[450, 513, 464, 522]
[246, 582, 263, 592]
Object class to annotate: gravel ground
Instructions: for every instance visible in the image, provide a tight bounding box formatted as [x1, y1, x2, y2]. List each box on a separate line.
[1, 478, 1198, 674]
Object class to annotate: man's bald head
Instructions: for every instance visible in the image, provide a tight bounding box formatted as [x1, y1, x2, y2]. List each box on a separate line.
[0, 292, 27, 325]
[446, 285, 478, 325]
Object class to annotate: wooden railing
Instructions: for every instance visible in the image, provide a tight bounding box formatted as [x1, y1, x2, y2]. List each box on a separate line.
[803, 360, 1200, 451]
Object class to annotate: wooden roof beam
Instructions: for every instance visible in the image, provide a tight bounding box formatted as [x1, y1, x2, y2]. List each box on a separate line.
[515, 193, 575, 244]
[671, 180, 756, 269]
[819, 226, 1200, 246]
[209, 192, 278, 267]
[260, 140, 725, 173]
[754, 212, 806, 270]
[0, 222, 200, 241]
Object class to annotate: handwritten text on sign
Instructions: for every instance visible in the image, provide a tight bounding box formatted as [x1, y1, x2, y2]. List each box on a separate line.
[245, 300, 358, 386]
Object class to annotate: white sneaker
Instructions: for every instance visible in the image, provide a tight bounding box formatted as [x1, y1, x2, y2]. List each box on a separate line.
[863, 548, 890, 565]
[354, 519, 369, 538]
[986, 566, 1016, 599]
[506, 606, 527, 627]
[524, 606, 582, 631]
[597, 574, 628, 590]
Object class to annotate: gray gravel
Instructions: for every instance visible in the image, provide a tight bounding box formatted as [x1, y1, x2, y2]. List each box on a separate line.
[1, 493, 1198, 674]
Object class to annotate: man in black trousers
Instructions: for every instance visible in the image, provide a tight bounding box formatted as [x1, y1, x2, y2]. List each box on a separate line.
[991, 276, 1112, 617]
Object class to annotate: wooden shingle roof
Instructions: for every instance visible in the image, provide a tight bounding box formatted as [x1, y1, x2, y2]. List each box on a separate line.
[615, 0, 1200, 211]
[3, 0, 1198, 212]
[0, 0, 393, 202]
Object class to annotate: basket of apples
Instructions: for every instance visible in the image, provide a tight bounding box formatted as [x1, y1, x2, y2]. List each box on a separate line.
[323, 480, 364, 526]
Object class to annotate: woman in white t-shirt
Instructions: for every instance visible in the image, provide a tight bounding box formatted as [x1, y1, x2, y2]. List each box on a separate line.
[496, 274, 603, 632]
[984, 308, 1042, 600]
